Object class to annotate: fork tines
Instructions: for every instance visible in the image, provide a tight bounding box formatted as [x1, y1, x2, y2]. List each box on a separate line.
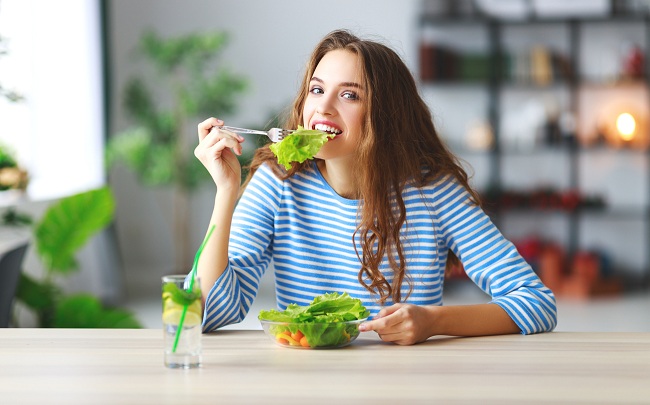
[271, 128, 294, 141]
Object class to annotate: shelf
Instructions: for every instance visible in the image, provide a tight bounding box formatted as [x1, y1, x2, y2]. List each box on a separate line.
[499, 81, 572, 90]
[578, 207, 650, 219]
[498, 146, 650, 155]
[421, 71, 648, 89]
[497, 207, 648, 218]
[417, 10, 650, 280]
[453, 145, 650, 156]
[420, 80, 489, 88]
[578, 78, 648, 88]
[498, 146, 574, 155]
[419, 13, 650, 27]
[578, 146, 650, 154]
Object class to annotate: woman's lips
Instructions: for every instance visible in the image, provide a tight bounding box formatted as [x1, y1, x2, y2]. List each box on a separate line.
[311, 121, 343, 135]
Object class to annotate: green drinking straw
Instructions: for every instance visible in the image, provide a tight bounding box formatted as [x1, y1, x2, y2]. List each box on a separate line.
[172, 224, 216, 353]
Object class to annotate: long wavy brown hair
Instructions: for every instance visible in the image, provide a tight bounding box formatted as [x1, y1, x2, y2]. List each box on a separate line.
[242, 29, 480, 305]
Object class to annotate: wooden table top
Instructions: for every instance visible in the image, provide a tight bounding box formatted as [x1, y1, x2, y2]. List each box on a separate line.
[0, 329, 648, 404]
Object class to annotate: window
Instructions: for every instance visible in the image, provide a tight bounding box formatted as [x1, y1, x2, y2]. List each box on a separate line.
[0, 0, 104, 202]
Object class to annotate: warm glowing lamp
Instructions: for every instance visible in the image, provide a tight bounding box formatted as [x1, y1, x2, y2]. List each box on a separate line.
[616, 112, 636, 141]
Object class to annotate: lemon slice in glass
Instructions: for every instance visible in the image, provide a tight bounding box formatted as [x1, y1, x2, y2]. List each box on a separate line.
[162, 308, 202, 326]
[162, 298, 202, 326]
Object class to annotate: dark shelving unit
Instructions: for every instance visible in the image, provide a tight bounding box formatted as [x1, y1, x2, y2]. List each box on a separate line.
[418, 9, 650, 288]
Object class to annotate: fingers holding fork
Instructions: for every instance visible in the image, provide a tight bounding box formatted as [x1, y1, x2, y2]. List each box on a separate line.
[196, 117, 245, 161]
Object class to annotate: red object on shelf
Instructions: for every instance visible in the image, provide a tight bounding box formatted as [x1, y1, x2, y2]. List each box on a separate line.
[515, 236, 543, 264]
[560, 251, 599, 299]
[553, 249, 622, 300]
[534, 243, 622, 299]
[622, 44, 644, 79]
[419, 42, 435, 82]
[571, 251, 600, 285]
[537, 243, 565, 295]
[560, 189, 581, 211]
[445, 260, 468, 280]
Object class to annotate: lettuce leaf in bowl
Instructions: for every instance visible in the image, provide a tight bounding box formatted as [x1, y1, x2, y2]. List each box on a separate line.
[269, 126, 334, 170]
[258, 292, 369, 323]
[258, 292, 370, 348]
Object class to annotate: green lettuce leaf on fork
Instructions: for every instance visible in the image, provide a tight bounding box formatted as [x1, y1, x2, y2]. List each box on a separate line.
[269, 125, 334, 170]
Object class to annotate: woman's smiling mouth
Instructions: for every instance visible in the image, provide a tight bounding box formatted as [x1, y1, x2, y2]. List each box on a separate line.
[313, 123, 342, 135]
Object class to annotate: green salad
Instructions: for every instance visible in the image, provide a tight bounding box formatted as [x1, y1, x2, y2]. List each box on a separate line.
[269, 126, 334, 170]
[258, 292, 369, 348]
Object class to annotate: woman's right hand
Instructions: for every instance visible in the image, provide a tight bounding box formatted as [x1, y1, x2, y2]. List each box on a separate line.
[195, 117, 245, 190]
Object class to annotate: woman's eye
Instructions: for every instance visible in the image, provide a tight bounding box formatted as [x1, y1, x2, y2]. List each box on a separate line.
[310, 86, 324, 95]
[342, 91, 359, 100]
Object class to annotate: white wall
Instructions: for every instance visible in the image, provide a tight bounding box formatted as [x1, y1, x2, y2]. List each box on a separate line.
[0, 0, 105, 201]
[106, 0, 421, 298]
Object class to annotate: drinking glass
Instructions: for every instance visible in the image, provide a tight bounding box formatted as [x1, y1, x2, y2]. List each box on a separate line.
[161, 275, 202, 368]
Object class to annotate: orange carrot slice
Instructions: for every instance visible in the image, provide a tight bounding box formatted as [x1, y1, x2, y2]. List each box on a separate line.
[300, 336, 310, 348]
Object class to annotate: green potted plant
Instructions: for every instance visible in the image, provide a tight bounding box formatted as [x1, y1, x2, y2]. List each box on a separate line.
[10, 187, 141, 328]
[107, 29, 248, 270]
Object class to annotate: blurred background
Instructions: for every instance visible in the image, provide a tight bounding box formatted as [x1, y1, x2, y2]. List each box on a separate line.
[1, 0, 649, 331]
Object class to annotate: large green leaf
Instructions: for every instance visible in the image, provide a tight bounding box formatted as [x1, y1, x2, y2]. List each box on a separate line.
[14, 273, 59, 311]
[35, 187, 115, 274]
[14, 273, 60, 327]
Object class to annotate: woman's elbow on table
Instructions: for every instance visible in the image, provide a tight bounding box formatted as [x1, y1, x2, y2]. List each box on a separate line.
[492, 284, 558, 335]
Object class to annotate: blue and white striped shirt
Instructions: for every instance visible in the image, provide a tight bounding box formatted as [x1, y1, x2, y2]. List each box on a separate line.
[203, 161, 557, 334]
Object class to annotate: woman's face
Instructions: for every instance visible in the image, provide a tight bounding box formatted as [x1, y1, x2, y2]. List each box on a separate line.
[303, 49, 365, 161]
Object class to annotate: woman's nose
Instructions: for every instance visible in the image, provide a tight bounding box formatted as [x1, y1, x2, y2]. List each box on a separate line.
[316, 94, 336, 116]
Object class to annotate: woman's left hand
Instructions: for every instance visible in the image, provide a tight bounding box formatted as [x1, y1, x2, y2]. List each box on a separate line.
[358, 303, 436, 345]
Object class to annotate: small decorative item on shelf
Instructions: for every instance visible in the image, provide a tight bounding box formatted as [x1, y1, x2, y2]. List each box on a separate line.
[444, 252, 469, 280]
[464, 120, 494, 151]
[535, 242, 622, 300]
[616, 112, 636, 142]
[474, 0, 532, 20]
[504, 47, 573, 86]
[482, 187, 606, 212]
[598, 104, 648, 149]
[620, 42, 644, 80]
[419, 42, 483, 83]
[542, 101, 563, 146]
[420, 0, 478, 18]
[501, 98, 546, 152]
[583, 77, 650, 149]
[0, 143, 28, 195]
[418, 25, 491, 84]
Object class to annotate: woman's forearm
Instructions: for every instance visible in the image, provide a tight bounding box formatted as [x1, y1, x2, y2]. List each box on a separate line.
[359, 302, 521, 345]
[431, 303, 520, 337]
[197, 186, 239, 304]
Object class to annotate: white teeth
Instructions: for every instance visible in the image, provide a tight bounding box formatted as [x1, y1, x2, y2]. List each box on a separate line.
[314, 123, 342, 134]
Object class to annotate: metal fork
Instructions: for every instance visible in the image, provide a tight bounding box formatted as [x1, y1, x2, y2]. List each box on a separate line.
[217, 125, 294, 143]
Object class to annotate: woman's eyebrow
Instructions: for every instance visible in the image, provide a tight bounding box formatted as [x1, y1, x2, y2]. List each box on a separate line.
[310, 76, 364, 90]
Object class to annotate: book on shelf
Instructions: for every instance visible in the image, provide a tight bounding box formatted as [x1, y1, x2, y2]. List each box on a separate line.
[420, 41, 573, 85]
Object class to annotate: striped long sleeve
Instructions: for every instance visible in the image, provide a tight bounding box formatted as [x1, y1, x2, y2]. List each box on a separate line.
[432, 177, 557, 334]
[202, 162, 557, 334]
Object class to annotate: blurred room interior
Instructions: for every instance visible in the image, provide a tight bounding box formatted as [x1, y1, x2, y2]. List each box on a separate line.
[1, 0, 649, 331]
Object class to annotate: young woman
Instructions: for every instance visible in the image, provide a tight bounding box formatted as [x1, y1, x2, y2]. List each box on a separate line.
[193, 29, 557, 345]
